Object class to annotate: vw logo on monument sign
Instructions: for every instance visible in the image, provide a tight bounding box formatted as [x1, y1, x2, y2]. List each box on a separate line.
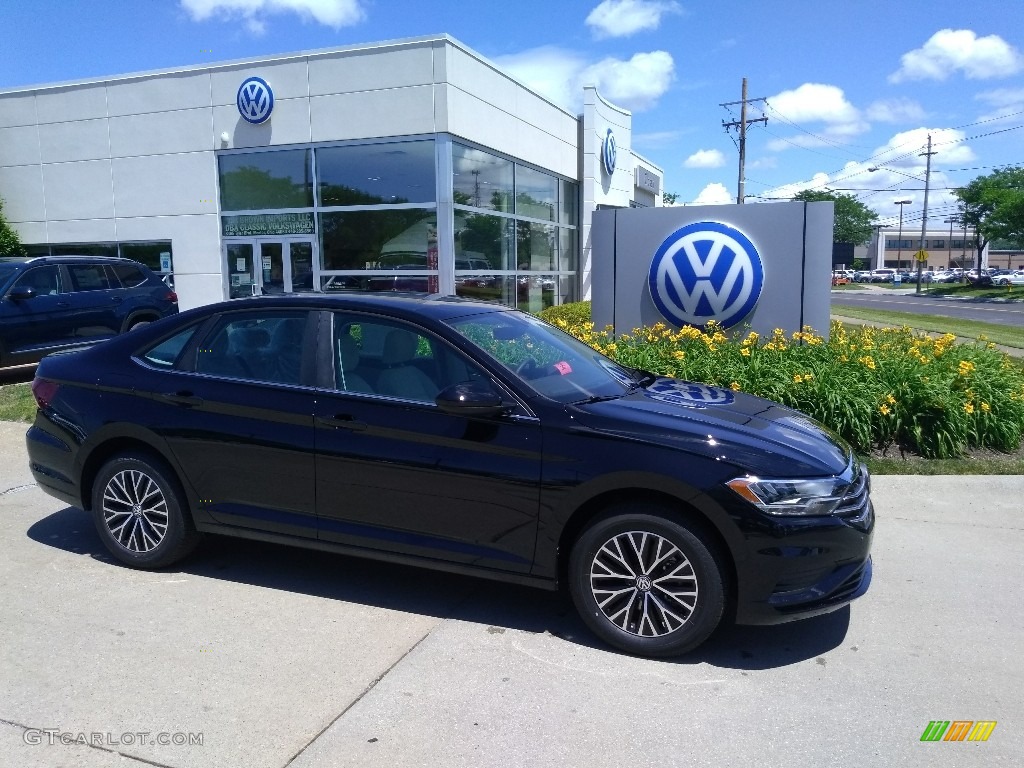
[237, 77, 274, 124]
[648, 221, 764, 329]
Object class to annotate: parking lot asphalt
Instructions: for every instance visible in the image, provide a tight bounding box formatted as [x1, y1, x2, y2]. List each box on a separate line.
[1, 418, 1021, 768]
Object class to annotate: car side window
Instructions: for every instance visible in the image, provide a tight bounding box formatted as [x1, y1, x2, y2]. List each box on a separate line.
[112, 264, 147, 288]
[141, 326, 199, 369]
[11, 266, 62, 296]
[67, 264, 113, 292]
[196, 311, 308, 385]
[331, 313, 488, 402]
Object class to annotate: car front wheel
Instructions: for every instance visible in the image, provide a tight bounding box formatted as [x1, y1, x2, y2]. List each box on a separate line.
[569, 506, 725, 657]
[91, 453, 200, 569]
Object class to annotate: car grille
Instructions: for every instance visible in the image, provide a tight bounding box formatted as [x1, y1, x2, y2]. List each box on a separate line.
[835, 463, 872, 532]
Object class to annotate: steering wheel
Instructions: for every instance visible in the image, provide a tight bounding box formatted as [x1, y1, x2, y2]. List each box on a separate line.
[515, 356, 540, 378]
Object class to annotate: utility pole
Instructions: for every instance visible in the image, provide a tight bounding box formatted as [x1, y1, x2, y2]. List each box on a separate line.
[721, 78, 767, 204]
[916, 134, 936, 294]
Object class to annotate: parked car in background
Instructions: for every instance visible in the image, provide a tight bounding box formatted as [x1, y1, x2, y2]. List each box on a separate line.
[853, 270, 873, 283]
[992, 270, 1024, 286]
[869, 269, 896, 283]
[831, 271, 850, 286]
[965, 270, 994, 286]
[0, 255, 178, 367]
[26, 294, 874, 658]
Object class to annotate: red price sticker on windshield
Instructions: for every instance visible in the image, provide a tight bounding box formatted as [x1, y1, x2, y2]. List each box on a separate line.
[554, 361, 573, 375]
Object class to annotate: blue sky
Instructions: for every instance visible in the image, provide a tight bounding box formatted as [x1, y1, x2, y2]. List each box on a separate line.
[2, 0, 1022, 230]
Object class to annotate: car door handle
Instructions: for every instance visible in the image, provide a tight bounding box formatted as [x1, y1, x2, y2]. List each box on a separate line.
[111, 296, 123, 304]
[316, 414, 367, 431]
[159, 391, 204, 407]
[57, 301, 70, 308]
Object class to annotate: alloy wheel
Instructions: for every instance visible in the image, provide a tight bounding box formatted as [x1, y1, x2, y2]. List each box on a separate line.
[589, 530, 698, 638]
[101, 469, 169, 553]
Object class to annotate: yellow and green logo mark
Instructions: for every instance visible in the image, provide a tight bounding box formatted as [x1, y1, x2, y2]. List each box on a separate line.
[920, 721, 997, 742]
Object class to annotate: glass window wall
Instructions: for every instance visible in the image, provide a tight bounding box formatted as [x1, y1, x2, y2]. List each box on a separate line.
[453, 144, 514, 213]
[219, 149, 313, 211]
[317, 141, 436, 207]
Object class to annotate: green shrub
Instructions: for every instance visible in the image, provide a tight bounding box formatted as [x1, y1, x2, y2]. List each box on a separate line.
[537, 300, 592, 327]
[544, 314, 1024, 460]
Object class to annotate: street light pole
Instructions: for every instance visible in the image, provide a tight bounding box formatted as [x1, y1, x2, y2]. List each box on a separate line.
[916, 134, 936, 294]
[895, 199, 912, 268]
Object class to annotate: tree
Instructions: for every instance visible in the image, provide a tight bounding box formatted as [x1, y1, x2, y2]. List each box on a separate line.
[0, 196, 26, 256]
[792, 190, 878, 245]
[953, 166, 1024, 263]
[662, 191, 680, 205]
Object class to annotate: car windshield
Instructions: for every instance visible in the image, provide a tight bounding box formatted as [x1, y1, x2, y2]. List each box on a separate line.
[446, 310, 639, 403]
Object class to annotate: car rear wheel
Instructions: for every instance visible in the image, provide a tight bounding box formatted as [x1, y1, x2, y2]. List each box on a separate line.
[569, 505, 725, 657]
[91, 453, 200, 569]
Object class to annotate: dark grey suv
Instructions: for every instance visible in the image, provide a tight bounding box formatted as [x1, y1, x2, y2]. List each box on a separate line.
[0, 255, 178, 367]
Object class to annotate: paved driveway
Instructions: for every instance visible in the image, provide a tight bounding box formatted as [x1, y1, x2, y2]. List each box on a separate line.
[1, 419, 1021, 768]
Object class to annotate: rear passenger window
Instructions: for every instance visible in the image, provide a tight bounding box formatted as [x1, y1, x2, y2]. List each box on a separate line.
[112, 264, 147, 287]
[142, 326, 199, 368]
[67, 264, 112, 291]
[196, 311, 308, 385]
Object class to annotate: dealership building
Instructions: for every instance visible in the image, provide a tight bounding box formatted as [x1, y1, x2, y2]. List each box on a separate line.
[0, 35, 663, 311]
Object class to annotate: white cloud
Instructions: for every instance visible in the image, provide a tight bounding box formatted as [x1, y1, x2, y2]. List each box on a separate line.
[975, 87, 1024, 122]
[498, 47, 674, 112]
[692, 183, 733, 205]
[976, 87, 1024, 106]
[872, 127, 976, 169]
[683, 149, 726, 168]
[180, 0, 365, 31]
[889, 29, 1023, 82]
[580, 51, 675, 111]
[865, 98, 926, 124]
[765, 83, 868, 147]
[585, 0, 682, 39]
[493, 47, 588, 111]
[768, 83, 860, 125]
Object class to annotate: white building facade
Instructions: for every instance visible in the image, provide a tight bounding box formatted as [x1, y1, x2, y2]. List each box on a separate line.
[0, 35, 662, 311]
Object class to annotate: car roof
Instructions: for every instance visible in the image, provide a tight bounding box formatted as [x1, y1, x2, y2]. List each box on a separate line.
[0, 255, 142, 266]
[196, 292, 517, 322]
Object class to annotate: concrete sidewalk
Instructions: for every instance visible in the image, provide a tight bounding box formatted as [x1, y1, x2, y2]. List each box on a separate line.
[1, 421, 1021, 768]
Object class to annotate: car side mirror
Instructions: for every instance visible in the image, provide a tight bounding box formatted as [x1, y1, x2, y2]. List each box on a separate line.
[435, 380, 507, 416]
[7, 287, 37, 301]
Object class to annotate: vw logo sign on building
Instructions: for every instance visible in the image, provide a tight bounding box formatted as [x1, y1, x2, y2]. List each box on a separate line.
[602, 129, 617, 176]
[648, 221, 764, 329]
[237, 77, 274, 124]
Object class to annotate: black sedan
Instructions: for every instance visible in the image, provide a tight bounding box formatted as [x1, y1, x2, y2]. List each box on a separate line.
[26, 294, 873, 657]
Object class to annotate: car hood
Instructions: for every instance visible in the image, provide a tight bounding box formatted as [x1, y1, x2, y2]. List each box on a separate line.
[568, 377, 852, 477]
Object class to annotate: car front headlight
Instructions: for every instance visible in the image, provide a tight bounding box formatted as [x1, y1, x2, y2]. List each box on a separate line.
[725, 476, 849, 516]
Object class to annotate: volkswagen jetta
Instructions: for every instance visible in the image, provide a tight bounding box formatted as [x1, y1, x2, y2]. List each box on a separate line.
[26, 294, 873, 657]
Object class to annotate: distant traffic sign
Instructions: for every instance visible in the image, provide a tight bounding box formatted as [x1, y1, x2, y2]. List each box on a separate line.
[914, 249, 929, 262]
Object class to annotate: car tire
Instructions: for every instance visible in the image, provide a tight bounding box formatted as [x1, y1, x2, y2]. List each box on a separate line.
[91, 452, 201, 569]
[569, 505, 725, 657]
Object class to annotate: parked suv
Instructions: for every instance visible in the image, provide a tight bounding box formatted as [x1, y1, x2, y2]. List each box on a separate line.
[0, 255, 177, 367]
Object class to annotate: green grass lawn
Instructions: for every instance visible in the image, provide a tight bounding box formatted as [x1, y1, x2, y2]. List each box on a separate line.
[923, 283, 1024, 300]
[830, 305, 1024, 350]
[0, 384, 35, 423]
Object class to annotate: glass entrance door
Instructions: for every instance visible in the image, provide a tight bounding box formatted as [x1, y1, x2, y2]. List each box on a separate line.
[226, 239, 316, 297]
[227, 243, 257, 298]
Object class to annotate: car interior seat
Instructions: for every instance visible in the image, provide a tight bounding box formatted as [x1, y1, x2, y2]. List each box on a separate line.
[376, 329, 439, 401]
[336, 334, 373, 394]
